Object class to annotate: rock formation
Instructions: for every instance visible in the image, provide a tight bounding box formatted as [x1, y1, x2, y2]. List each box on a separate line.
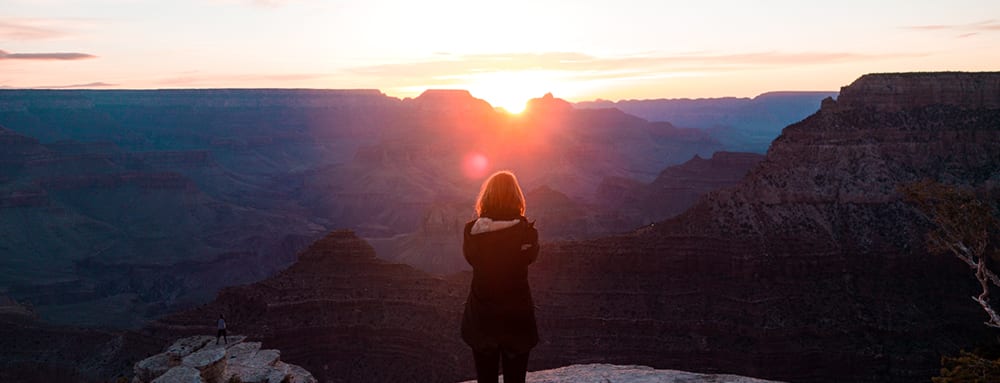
[831, 72, 1000, 111]
[597, 151, 765, 224]
[457, 364, 784, 383]
[133, 335, 315, 383]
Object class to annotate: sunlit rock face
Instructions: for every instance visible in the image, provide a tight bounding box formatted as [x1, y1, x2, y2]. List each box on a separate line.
[155, 72, 1000, 383]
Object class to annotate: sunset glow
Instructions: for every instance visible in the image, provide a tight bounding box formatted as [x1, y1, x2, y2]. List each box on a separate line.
[1, 0, 999, 101]
[463, 71, 565, 113]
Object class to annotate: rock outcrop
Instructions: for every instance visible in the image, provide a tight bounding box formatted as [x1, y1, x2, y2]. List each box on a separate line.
[831, 72, 1000, 112]
[134, 335, 315, 383]
[457, 364, 784, 383]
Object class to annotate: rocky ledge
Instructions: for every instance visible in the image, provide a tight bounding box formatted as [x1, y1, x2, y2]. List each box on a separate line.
[457, 364, 784, 383]
[133, 335, 315, 383]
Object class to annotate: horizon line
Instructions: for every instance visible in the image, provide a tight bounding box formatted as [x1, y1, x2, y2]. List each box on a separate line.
[0, 86, 840, 103]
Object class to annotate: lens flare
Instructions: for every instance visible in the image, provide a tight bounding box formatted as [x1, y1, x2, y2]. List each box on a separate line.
[462, 153, 490, 179]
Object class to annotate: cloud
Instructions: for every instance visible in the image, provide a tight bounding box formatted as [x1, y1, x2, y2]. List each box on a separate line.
[348, 50, 926, 84]
[210, 0, 305, 7]
[903, 19, 1000, 34]
[0, 49, 95, 60]
[34, 81, 117, 89]
[155, 72, 329, 86]
[0, 20, 65, 40]
[0, 18, 95, 40]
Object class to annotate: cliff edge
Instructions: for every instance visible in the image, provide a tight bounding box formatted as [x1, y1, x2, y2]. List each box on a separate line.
[825, 71, 1000, 112]
[133, 335, 316, 383]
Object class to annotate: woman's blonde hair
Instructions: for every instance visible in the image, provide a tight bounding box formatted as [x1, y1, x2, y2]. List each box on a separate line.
[475, 170, 526, 218]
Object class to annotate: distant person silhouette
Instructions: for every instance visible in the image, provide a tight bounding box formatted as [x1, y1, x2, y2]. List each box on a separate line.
[461, 171, 540, 383]
[216, 314, 228, 345]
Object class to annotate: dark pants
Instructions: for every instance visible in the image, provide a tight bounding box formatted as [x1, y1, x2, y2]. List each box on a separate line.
[472, 348, 529, 383]
[216, 329, 227, 344]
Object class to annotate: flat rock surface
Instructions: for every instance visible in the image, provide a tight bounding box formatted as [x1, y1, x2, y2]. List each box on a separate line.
[135, 353, 173, 382]
[152, 366, 203, 383]
[167, 336, 214, 360]
[226, 341, 262, 360]
[182, 346, 226, 369]
[459, 364, 784, 383]
[232, 349, 280, 369]
[135, 336, 314, 383]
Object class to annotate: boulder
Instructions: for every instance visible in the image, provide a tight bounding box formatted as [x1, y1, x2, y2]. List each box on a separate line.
[226, 341, 261, 360]
[134, 353, 173, 382]
[133, 336, 314, 383]
[285, 365, 318, 383]
[166, 336, 214, 363]
[151, 366, 203, 383]
[182, 346, 227, 383]
[233, 349, 280, 369]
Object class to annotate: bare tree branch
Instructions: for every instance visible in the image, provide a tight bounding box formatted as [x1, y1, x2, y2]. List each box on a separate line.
[901, 179, 1000, 330]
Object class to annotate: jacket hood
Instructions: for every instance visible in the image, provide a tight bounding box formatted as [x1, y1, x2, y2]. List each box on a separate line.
[470, 217, 522, 235]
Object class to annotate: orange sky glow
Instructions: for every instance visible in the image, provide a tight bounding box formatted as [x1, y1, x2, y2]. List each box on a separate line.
[2, 0, 1000, 108]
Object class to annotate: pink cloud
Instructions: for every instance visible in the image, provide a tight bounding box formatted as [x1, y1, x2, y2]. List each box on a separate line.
[0, 20, 66, 40]
[349, 51, 927, 83]
[155, 72, 329, 86]
[34, 81, 117, 89]
[0, 49, 95, 60]
[903, 19, 1000, 34]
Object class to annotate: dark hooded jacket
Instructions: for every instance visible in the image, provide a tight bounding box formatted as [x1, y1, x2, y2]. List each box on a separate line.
[460, 215, 540, 353]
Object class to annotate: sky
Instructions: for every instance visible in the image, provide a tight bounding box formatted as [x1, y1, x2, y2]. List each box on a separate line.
[2, 0, 1000, 111]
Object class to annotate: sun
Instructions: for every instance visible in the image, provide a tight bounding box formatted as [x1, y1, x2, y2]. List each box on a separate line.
[491, 95, 529, 114]
[463, 70, 561, 114]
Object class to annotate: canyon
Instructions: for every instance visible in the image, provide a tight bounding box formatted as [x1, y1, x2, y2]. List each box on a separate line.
[3, 73, 995, 383]
[144, 72, 1000, 383]
[0, 87, 787, 327]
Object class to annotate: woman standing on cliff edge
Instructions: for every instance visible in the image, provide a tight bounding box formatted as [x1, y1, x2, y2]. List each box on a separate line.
[461, 170, 540, 383]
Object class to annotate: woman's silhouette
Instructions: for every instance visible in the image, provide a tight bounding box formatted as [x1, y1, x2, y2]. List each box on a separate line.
[461, 171, 540, 383]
